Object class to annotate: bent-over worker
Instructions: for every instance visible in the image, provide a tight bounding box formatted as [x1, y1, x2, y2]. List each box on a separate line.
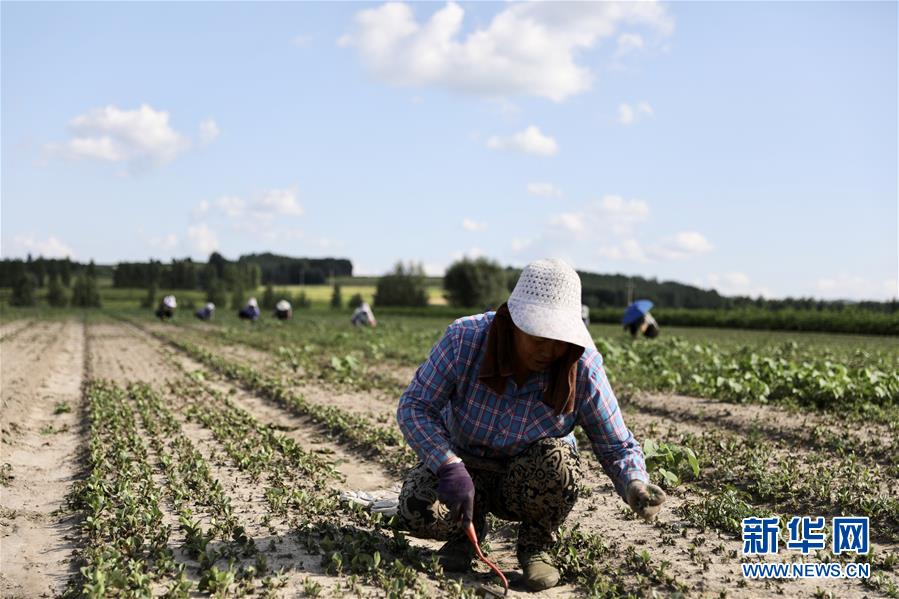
[395, 258, 665, 591]
[155, 295, 177, 321]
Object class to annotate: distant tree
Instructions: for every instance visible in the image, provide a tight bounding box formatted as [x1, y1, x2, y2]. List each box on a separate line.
[208, 252, 228, 279]
[348, 293, 364, 310]
[141, 281, 158, 309]
[71, 274, 101, 307]
[330, 283, 343, 309]
[261, 283, 276, 310]
[61, 257, 73, 287]
[31, 259, 46, 287]
[374, 262, 429, 307]
[47, 274, 68, 307]
[231, 285, 245, 309]
[9, 273, 38, 307]
[198, 263, 217, 292]
[444, 258, 508, 309]
[294, 291, 311, 309]
[205, 278, 228, 308]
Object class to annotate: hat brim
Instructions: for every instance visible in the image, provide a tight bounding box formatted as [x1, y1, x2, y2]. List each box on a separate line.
[507, 298, 595, 350]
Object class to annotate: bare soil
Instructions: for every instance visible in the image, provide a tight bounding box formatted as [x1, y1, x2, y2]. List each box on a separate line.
[1, 321, 85, 599]
[2, 318, 895, 598]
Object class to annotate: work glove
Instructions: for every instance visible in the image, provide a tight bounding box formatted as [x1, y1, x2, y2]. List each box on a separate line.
[436, 461, 475, 525]
[626, 480, 667, 521]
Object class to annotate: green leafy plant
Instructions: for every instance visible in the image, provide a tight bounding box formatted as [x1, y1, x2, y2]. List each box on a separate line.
[643, 438, 699, 487]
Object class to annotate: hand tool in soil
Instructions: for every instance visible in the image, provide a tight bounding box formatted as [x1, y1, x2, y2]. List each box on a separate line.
[464, 521, 508, 597]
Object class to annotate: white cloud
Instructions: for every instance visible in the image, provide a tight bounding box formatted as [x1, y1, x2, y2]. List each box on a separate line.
[195, 188, 303, 225]
[512, 195, 713, 267]
[148, 233, 179, 252]
[591, 194, 650, 234]
[199, 119, 220, 144]
[252, 187, 304, 217]
[462, 218, 487, 232]
[187, 223, 218, 255]
[545, 195, 648, 241]
[216, 196, 246, 218]
[650, 231, 713, 260]
[487, 97, 521, 117]
[549, 212, 584, 234]
[2, 234, 75, 258]
[527, 182, 562, 199]
[617, 101, 654, 125]
[816, 274, 898, 301]
[339, 1, 674, 102]
[486, 126, 558, 156]
[616, 33, 645, 54]
[704, 272, 771, 298]
[192, 199, 211, 220]
[47, 104, 192, 170]
[598, 238, 647, 262]
[511, 237, 534, 253]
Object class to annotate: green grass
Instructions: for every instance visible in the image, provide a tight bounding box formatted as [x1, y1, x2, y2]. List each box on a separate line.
[254, 284, 447, 306]
[0, 283, 448, 309]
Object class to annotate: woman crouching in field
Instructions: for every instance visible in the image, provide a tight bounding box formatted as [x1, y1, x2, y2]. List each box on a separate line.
[396, 258, 665, 591]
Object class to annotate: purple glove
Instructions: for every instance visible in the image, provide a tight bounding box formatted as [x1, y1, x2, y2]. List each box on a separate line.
[436, 461, 475, 524]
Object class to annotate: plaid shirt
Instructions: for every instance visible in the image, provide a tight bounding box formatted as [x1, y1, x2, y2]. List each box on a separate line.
[397, 312, 648, 498]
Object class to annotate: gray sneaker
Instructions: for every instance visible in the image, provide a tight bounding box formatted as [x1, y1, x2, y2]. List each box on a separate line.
[519, 550, 560, 591]
[436, 535, 475, 572]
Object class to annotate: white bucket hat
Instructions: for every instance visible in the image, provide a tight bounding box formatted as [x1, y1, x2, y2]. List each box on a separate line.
[163, 295, 177, 309]
[276, 299, 291, 311]
[248, 297, 258, 308]
[507, 258, 595, 350]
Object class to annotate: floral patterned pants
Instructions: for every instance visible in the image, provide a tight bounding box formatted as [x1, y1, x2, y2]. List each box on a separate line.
[396, 438, 582, 556]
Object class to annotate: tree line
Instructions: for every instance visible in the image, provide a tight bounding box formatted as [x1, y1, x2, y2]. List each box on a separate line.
[3, 254, 896, 319]
[3, 256, 102, 308]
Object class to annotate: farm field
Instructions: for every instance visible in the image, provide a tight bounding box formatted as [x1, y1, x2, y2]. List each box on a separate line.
[1, 310, 898, 598]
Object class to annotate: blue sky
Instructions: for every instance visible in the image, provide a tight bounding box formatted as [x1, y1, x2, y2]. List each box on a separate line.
[2, 1, 896, 300]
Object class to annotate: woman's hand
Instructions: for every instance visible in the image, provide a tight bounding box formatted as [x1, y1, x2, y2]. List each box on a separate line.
[436, 461, 475, 524]
[626, 480, 667, 520]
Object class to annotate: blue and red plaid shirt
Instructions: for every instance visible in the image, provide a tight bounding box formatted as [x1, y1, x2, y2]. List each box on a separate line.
[396, 311, 648, 498]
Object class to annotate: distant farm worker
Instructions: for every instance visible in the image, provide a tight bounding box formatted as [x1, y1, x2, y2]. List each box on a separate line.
[581, 303, 590, 327]
[195, 302, 215, 321]
[275, 299, 293, 320]
[238, 297, 260, 321]
[155, 295, 177, 320]
[396, 258, 665, 591]
[623, 300, 660, 339]
[351, 301, 377, 327]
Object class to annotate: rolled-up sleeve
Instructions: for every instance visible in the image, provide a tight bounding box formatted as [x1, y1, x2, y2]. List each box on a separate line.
[397, 324, 460, 473]
[577, 354, 648, 498]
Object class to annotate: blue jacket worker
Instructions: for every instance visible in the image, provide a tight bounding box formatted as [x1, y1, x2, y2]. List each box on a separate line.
[238, 297, 260, 321]
[195, 302, 215, 321]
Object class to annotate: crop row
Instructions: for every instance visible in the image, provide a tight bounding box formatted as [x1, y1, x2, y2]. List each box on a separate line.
[150, 319, 899, 546]
[596, 337, 899, 418]
[141, 322, 698, 597]
[154, 315, 899, 423]
[67, 380, 179, 597]
[137, 322, 417, 473]
[160, 371, 476, 597]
